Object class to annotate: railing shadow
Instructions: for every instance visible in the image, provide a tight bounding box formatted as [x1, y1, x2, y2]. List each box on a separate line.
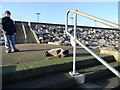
[67, 53, 91, 57]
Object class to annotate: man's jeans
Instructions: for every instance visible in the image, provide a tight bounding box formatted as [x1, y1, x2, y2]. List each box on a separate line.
[4, 34, 17, 52]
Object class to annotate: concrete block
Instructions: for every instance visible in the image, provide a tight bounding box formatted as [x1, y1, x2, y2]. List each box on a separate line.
[69, 71, 85, 84]
[100, 49, 120, 62]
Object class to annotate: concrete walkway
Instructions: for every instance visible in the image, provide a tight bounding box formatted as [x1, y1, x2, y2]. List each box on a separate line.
[2, 44, 99, 66]
[2, 44, 70, 65]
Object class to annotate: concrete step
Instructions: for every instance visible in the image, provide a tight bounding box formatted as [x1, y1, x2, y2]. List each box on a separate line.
[2, 55, 115, 84]
[3, 62, 120, 88]
[3, 72, 75, 88]
[77, 62, 120, 83]
[76, 76, 120, 89]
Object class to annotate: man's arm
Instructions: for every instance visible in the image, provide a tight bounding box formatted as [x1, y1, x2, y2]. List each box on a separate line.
[1, 18, 6, 32]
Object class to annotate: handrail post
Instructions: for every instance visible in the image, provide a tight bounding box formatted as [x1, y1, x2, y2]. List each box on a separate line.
[72, 10, 77, 75]
[65, 10, 78, 75]
[66, 10, 85, 84]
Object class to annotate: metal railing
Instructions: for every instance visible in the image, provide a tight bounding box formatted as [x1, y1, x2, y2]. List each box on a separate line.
[65, 10, 120, 78]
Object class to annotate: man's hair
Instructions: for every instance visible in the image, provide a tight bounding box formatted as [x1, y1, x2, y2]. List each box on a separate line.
[5, 10, 11, 15]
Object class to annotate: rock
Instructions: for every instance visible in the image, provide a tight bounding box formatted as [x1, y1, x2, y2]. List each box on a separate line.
[31, 23, 119, 49]
[99, 39, 106, 44]
[48, 41, 61, 45]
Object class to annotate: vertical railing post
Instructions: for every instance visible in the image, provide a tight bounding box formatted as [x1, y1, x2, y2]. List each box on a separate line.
[66, 10, 85, 84]
[72, 10, 77, 75]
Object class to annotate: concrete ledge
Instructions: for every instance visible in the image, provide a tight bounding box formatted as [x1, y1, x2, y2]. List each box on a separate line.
[3, 62, 120, 88]
[100, 49, 120, 62]
[1, 65, 16, 74]
[2, 55, 115, 84]
[77, 76, 120, 89]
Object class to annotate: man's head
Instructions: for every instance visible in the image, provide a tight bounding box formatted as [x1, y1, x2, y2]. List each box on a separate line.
[5, 10, 11, 17]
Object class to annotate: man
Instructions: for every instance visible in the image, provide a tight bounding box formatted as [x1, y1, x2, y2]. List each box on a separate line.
[2, 10, 19, 53]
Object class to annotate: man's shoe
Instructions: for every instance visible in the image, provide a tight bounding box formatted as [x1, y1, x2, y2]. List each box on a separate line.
[6, 50, 11, 53]
[13, 49, 20, 52]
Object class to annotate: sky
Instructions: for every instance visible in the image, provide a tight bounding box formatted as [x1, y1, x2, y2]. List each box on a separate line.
[0, 1, 119, 28]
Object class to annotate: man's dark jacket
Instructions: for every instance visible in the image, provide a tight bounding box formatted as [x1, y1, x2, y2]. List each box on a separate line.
[2, 17, 16, 35]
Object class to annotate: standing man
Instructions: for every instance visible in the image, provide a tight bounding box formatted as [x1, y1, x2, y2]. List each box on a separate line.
[2, 10, 19, 53]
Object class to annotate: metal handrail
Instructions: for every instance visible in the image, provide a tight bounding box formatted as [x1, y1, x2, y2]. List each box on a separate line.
[67, 10, 120, 29]
[65, 10, 120, 78]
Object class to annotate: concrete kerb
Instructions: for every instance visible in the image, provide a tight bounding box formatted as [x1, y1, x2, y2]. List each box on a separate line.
[3, 60, 119, 88]
[2, 65, 16, 74]
[82, 63, 120, 83]
[2, 55, 115, 84]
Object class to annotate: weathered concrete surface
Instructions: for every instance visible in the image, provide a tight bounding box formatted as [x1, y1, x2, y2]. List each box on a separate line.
[15, 21, 26, 44]
[2, 44, 120, 89]
[14, 21, 38, 44]
[2, 44, 101, 65]
[2, 44, 72, 65]
[76, 76, 120, 89]
[3, 59, 120, 88]
[23, 22, 37, 43]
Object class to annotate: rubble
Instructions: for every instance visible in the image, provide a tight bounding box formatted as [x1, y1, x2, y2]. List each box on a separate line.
[32, 24, 119, 50]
